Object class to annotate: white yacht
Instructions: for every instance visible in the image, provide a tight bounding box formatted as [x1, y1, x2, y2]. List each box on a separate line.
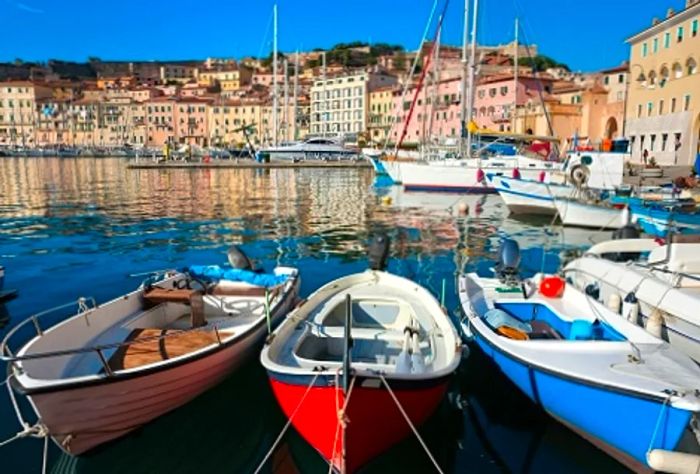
[262, 137, 358, 162]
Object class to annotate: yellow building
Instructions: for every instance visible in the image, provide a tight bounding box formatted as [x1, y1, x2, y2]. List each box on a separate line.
[0, 81, 53, 146]
[625, 1, 700, 165]
[198, 67, 253, 91]
[367, 86, 396, 144]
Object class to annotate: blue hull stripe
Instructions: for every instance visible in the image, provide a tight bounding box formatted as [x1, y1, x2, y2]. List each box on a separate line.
[471, 328, 691, 466]
[494, 187, 554, 202]
[404, 184, 497, 194]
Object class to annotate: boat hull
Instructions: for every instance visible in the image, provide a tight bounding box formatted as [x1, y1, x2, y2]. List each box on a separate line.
[23, 284, 298, 455]
[382, 157, 559, 193]
[489, 175, 576, 215]
[267, 374, 449, 472]
[471, 331, 692, 472]
[630, 206, 700, 237]
[554, 200, 624, 229]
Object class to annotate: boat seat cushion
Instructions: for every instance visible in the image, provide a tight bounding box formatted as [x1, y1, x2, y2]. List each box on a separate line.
[484, 308, 532, 333]
[528, 320, 563, 340]
[568, 320, 594, 340]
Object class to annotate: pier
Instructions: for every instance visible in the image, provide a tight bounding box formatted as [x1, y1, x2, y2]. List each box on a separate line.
[126, 160, 372, 170]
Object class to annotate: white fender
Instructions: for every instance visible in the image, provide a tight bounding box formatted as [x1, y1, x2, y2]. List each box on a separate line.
[647, 449, 700, 474]
[607, 293, 621, 314]
[622, 293, 640, 325]
[645, 308, 664, 339]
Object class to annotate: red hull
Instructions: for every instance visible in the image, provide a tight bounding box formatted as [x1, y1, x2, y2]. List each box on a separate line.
[269, 377, 448, 472]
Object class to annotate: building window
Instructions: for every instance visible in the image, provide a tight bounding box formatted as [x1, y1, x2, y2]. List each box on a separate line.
[604, 76, 610, 85]
[647, 101, 653, 116]
[688, 58, 698, 75]
[652, 38, 658, 53]
[618, 74, 624, 83]
[617, 91, 624, 101]
[650, 134, 656, 151]
[684, 94, 691, 112]
[659, 99, 664, 115]
[642, 43, 648, 57]
[673, 62, 683, 78]
[664, 32, 671, 48]
[677, 26, 684, 43]
[671, 97, 677, 113]
[662, 133, 668, 151]
[693, 19, 699, 37]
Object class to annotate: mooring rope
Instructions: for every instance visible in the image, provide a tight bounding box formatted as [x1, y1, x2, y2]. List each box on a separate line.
[329, 371, 357, 474]
[253, 372, 320, 474]
[379, 375, 444, 474]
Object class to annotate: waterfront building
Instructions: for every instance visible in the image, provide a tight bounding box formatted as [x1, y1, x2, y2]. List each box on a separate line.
[310, 71, 397, 136]
[625, 0, 700, 165]
[198, 66, 253, 90]
[367, 86, 397, 144]
[159, 63, 200, 84]
[0, 81, 52, 146]
[145, 97, 176, 147]
[173, 97, 214, 146]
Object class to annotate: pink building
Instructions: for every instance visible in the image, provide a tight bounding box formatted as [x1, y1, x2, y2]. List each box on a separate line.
[173, 97, 213, 146]
[390, 73, 556, 144]
[146, 97, 175, 146]
[390, 77, 462, 145]
[473, 74, 555, 132]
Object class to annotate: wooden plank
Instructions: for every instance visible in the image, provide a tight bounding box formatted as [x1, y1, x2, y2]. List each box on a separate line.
[143, 287, 197, 304]
[108, 328, 223, 371]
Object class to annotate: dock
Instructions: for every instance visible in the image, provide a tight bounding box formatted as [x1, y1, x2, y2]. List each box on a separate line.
[126, 160, 372, 170]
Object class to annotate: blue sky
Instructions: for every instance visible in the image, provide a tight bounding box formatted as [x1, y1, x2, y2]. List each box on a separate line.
[0, 0, 688, 71]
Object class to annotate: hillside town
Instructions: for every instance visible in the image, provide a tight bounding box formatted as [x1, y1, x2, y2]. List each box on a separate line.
[0, 0, 698, 166]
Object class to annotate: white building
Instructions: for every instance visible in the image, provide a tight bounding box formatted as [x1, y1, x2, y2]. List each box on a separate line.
[310, 72, 397, 137]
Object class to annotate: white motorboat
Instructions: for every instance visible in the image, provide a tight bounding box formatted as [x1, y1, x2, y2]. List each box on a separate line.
[488, 174, 577, 215]
[564, 235, 700, 362]
[459, 240, 700, 474]
[553, 198, 626, 229]
[1, 252, 299, 455]
[262, 137, 358, 161]
[260, 236, 461, 472]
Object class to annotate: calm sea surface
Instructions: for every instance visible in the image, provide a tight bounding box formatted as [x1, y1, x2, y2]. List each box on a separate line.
[0, 157, 627, 473]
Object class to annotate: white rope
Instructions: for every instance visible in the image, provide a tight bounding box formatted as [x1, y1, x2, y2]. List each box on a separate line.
[328, 372, 357, 474]
[379, 375, 444, 474]
[253, 372, 320, 474]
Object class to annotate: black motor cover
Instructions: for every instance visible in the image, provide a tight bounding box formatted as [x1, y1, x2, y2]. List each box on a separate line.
[368, 234, 391, 271]
[227, 245, 254, 270]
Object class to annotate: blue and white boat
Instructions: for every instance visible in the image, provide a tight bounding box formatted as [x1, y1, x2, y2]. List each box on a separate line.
[630, 202, 700, 237]
[458, 242, 700, 473]
[488, 174, 578, 215]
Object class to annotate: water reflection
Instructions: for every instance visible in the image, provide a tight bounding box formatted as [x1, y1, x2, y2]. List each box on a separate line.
[0, 158, 628, 473]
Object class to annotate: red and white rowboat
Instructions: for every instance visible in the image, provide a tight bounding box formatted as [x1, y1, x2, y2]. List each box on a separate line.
[260, 269, 461, 472]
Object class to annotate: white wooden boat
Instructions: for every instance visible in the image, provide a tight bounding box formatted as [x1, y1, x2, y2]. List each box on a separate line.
[564, 236, 700, 363]
[553, 198, 626, 229]
[1, 263, 299, 455]
[261, 250, 461, 472]
[488, 174, 576, 215]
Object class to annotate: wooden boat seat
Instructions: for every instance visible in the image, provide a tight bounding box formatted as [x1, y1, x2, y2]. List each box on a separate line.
[143, 288, 206, 328]
[108, 328, 222, 371]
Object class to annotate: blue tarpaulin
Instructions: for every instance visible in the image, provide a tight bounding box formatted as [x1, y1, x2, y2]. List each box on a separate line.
[188, 265, 288, 287]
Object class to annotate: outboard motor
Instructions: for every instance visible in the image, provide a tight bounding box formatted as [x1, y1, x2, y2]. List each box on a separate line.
[368, 234, 390, 271]
[606, 224, 642, 262]
[227, 245, 254, 271]
[495, 239, 521, 286]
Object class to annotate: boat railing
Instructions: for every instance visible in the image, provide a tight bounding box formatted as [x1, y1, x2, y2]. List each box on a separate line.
[1, 298, 228, 378]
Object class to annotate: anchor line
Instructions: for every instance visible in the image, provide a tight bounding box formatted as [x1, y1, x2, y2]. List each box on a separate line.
[329, 371, 357, 474]
[253, 372, 320, 474]
[379, 374, 444, 474]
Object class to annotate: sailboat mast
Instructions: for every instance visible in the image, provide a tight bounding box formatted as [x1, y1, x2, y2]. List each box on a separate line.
[283, 58, 289, 142]
[512, 17, 519, 133]
[293, 51, 299, 141]
[459, 0, 470, 158]
[272, 3, 279, 146]
[465, 0, 479, 158]
[322, 51, 327, 138]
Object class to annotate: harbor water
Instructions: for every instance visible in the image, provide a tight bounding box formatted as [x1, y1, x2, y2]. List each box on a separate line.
[0, 157, 628, 473]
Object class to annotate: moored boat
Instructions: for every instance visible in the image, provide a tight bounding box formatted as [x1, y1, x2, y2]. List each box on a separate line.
[1, 249, 299, 455]
[488, 174, 576, 215]
[459, 241, 700, 473]
[630, 201, 700, 237]
[564, 235, 700, 362]
[553, 197, 626, 229]
[260, 236, 461, 472]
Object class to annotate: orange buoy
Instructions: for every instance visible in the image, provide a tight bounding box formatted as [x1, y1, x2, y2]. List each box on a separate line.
[539, 276, 565, 298]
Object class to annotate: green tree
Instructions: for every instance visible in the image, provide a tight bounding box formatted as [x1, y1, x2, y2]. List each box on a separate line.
[518, 55, 569, 72]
